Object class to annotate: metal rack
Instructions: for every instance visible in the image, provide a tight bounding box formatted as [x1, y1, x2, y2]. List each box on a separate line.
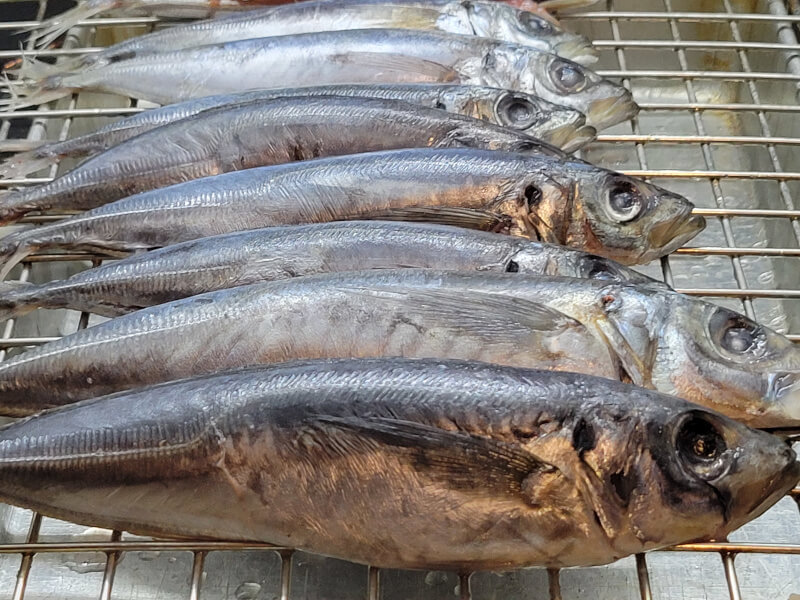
[0, 0, 799, 598]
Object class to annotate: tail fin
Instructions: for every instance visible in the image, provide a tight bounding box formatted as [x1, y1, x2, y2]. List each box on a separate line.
[0, 280, 38, 323]
[0, 190, 34, 227]
[19, 0, 125, 49]
[1, 54, 80, 111]
[0, 225, 39, 280]
[0, 145, 59, 179]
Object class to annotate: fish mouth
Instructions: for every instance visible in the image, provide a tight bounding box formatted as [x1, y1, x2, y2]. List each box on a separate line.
[736, 452, 800, 527]
[586, 90, 640, 130]
[554, 123, 597, 153]
[555, 38, 599, 66]
[646, 212, 706, 255]
[765, 371, 800, 427]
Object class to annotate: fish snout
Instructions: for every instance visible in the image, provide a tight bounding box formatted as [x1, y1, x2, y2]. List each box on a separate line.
[720, 429, 800, 532]
[766, 371, 800, 426]
[586, 88, 639, 130]
[645, 205, 706, 258]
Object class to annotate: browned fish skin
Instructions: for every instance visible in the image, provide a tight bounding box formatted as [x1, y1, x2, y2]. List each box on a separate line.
[0, 358, 795, 570]
[0, 95, 559, 225]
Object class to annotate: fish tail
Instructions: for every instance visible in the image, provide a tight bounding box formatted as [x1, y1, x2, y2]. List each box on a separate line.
[0, 144, 60, 179]
[0, 281, 38, 323]
[0, 226, 39, 280]
[20, 0, 126, 49]
[0, 189, 36, 226]
[0, 55, 81, 111]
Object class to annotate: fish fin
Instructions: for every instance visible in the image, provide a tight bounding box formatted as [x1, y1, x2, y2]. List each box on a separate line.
[0, 190, 33, 227]
[20, 0, 124, 49]
[345, 286, 575, 339]
[592, 300, 655, 388]
[0, 55, 80, 111]
[331, 52, 458, 82]
[360, 207, 511, 232]
[315, 415, 557, 498]
[0, 144, 59, 179]
[0, 280, 37, 323]
[0, 225, 38, 280]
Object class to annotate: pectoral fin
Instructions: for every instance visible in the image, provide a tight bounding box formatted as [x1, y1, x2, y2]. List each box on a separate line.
[315, 416, 557, 499]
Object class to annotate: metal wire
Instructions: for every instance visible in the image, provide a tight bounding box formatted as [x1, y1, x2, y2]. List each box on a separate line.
[0, 1, 798, 599]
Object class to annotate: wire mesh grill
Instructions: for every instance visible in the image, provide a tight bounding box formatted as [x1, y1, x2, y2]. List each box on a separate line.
[0, 0, 799, 598]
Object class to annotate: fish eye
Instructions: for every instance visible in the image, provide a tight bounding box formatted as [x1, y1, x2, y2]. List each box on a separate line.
[675, 414, 728, 481]
[496, 93, 540, 129]
[549, 58, 587, 94]
[518, 11, 554, 34]
[709, 308, 765, 358]
[607, 180, 644, 223]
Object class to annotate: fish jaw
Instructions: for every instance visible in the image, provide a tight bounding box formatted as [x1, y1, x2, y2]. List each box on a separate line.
[634, 192, 706, 264]
[585, 88, 639, 130]
[713, 424, 800, 535]
[764, 372, 800, 428]
[552, 123, 596, 153]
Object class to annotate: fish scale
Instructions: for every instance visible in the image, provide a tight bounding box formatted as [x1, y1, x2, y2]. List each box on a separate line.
[0, 358, 795, 571]
[0, 96, 557, 226]
[0, 83, 593, 179]
[5, 29, 636, 130]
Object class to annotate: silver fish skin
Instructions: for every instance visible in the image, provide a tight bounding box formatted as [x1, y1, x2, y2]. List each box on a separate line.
[0, 148, 703, 278]
[0, 358, 796, 570]
[0, 221, 659, 321]
[0, 272, 623, 415]
[24, 0, 593, 49]
[6, 29, 636, 130]
[1, 268, 797, 429]
[0, 95, 559, 225]
[0, 83, 594, 179]
[73, 0, 598, 69]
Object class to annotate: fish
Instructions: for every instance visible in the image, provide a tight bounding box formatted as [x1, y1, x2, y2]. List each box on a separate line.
[0, 95, 561, 225]
[0, 148, 704, 277]
[0, 273, 623, 415]
[4, 29, 637, 130]
[0, 83, 595, 179]
[67, 0, 598, 70]
[0, 357, 795, 570]
[1, 269, 799, 429]
[0, 220, 660, 321]
[23, 0, 601, 48]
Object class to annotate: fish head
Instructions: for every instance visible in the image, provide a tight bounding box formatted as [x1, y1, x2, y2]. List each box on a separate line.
[631, 405, 799, 544]
[463, 1, 598, 65]
[491, 90, 596, 151]
[648, 296, 800, 429]
[529, 166, 705, 265]
[507, 244, 661, 286]
[516, 52, 638, 129]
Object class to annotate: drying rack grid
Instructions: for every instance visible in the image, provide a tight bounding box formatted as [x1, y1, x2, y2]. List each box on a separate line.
[0, 0, 799, 598]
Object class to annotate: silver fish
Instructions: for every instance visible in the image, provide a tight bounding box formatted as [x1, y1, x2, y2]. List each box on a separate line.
[0, 221, 658, 321]
[6, 29, 636, 129]
[0, 269, 798, 429]
[0, 273, 622, 415]
[0, 83, 594, 179]
[24, 0, 595, 48]
[0, 358, 795, 570]
[71, 0, 598, 69]
[0, 148, 704, 278]
[0, 95, 559, 225]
